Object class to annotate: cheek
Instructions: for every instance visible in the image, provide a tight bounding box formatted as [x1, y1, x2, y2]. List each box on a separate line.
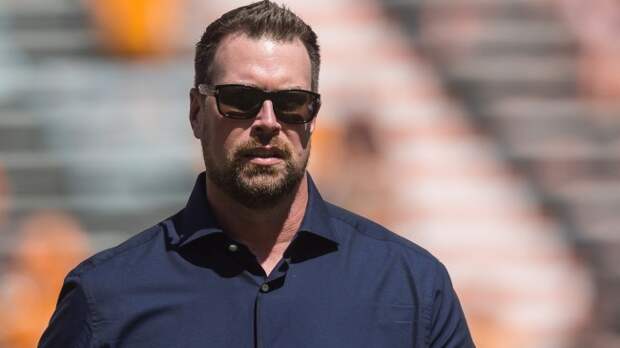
[202, 117, 224, 155]
[284, 128, 311, 153]
[203, 103, 237, 150]
[210, 123, 248, 159]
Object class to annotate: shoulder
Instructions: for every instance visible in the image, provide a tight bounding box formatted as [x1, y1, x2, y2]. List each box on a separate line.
[323, 202, 457, 310]
[41, 222, 170, 346]
[68, 222, 166, 282]
[324, 202, 441, 267]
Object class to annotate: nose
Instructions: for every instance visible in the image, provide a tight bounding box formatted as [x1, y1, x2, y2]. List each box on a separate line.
[251, 100, 281, 141]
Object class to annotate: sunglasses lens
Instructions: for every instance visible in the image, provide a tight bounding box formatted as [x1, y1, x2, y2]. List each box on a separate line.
[213, 85, 319, 123]
[272, 91, 319, 124]
[217, 85, 263, 119]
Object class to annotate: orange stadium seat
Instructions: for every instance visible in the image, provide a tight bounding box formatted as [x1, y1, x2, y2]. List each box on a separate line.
[88, 0, 182, 56]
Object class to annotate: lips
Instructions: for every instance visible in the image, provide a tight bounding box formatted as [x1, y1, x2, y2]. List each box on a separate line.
[238, 146, 287, 166]
[247, 150, 283, 158]
[241, 147, 286, 159]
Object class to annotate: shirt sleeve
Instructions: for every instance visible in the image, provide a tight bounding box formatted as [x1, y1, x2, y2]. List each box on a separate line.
[429, 262, 476, 348]
[38, 274, 94, 348]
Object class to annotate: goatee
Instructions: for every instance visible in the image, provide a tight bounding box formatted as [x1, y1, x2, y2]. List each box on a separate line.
[204, 139, 309, 209]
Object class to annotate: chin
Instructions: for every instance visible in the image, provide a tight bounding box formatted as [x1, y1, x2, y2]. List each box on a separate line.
[239, 171, 288, 192]
[205, 152, 308, 208]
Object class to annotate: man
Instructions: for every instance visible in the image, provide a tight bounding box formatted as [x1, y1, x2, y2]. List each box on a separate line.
[39, 1, 474, 347]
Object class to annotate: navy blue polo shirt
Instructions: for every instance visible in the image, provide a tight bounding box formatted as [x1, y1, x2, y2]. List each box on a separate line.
[39, 172, 474, 347]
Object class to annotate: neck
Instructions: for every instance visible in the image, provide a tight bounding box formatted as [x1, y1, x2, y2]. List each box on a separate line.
[205, 174, 309, 274]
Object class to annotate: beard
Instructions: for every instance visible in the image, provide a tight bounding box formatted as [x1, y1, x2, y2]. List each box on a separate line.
[203, 138, 309, 210]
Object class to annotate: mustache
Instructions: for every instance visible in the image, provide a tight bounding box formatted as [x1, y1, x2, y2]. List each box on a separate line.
[232, 140, 292, 160]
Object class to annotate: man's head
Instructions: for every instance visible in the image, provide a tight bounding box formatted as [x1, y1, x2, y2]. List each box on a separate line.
[194, 0, 320, 92]
[190, 1, 321, 209]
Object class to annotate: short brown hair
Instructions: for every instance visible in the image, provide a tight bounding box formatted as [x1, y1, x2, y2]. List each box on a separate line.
[194, 1, 320, 91]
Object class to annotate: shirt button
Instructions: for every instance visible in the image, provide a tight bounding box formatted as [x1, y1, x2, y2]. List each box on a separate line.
[227, 244, 238, 252]
[260, 283, 270, 293]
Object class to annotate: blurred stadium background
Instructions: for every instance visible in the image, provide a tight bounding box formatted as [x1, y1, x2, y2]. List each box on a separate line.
[0, 0, 618, 347]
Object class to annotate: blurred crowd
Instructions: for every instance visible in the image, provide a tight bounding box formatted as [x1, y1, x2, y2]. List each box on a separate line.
[0, 168, 90, 347]
[555, 0, 620, 101]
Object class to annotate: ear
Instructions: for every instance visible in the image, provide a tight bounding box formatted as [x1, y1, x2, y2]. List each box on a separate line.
[189, 88, 203, 139]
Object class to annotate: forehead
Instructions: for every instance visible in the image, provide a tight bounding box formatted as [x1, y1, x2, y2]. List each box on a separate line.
[211, 33, 312, 89]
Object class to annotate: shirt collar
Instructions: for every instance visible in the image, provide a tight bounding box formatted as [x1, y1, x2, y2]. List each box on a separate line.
[170, 172, 339, 248]
[298, 174, 338, 242]
[170, 172, 223, 247]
